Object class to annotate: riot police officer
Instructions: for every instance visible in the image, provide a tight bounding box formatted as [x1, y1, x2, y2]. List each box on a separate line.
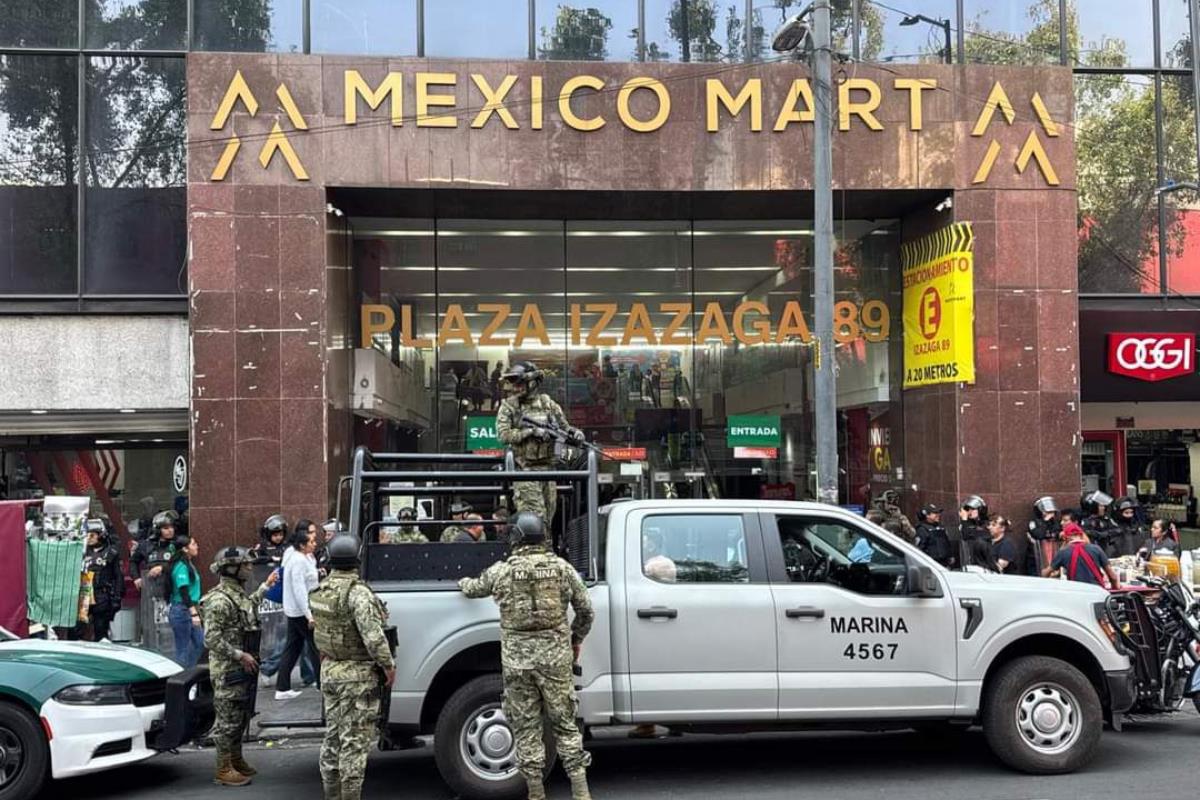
[438, 501, 473, 543]
[958, 495, 990, 567]
[1081, 490, 1117, 551]
[914, 504, 953, 567]
[1109, 496, 1144, 557]
[311, 536, 395, 800]
[202, 547, 279, 786]
[495, 362, 582, 520]
[459, 512, 596, 800]
[131, 510, 177, 589]
[1027, 496, 1061, 575]
[251, 513, 289, 562]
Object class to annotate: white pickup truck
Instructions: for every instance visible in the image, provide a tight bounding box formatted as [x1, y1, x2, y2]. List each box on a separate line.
[348, 450, 1135, 800]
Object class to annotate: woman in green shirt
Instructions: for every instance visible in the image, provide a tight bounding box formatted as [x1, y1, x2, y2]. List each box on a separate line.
[165, 534, 204, 668]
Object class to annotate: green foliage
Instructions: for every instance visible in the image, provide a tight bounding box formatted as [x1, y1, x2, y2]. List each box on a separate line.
[539, 5, 615, 61]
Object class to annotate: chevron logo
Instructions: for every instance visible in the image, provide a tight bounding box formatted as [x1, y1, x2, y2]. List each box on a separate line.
[970, 82, 1060, 186]
[95, 449, 123, 491]
[209, 70, 310, 181]
[901, 222, 975, 269]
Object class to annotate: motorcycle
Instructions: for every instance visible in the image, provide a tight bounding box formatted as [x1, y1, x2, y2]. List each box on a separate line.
[1106, 576, 1200, 714]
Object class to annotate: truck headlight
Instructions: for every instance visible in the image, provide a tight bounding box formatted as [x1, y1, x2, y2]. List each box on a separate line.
[54, 684, 131, 705]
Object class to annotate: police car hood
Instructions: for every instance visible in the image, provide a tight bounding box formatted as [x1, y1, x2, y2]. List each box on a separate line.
[944, 570, 1110, 602]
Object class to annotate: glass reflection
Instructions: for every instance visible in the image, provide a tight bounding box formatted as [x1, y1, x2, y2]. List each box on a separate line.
[962, 0, 1061, 64]
[536, 1, 640, 61]
[311, 0, 418, 56]
[193, 0, 305, 52]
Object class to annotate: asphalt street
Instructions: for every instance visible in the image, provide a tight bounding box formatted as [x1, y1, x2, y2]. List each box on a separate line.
[50, 708, 1200, 800]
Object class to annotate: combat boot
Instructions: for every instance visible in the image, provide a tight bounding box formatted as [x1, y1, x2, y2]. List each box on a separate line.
[322, 773, 342, 800]
[214, 751, 252, 786]
[568, 769, 592, 800]
[230, 743, 257, 776]
[522, 771, 546, 800]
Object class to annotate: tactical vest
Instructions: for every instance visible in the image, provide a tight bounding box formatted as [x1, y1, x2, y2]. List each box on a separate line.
[499, 551, 567, 633]
[509, 395, 558, 464]
[311, 572, 377, 661]
[202, 580, 259, 664]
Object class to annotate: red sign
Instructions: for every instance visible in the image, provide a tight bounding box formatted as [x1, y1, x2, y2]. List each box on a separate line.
[734, 446, 778, 459]
[601, 447, 647, 461]
[760, 482, 795, 500]
[1107, 333, 1196, 382]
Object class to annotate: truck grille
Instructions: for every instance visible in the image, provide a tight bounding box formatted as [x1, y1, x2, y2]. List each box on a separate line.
[129, 678, 167, 707]
[1106, 592, 1160, 691]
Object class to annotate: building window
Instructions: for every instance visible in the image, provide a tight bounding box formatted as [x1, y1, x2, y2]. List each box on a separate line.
[861, 0, 956, 64]
[1161, 74, 1200, 294]
[311, 0, 418, 56]
[962, 0, 1061, 64]
[425, 0, 531, 59]
[0, 54, 78, 295]
[535, 1, 640, 61]
[84, 56, 187, 295]
[641, 0, 748, 62]
[193, 0, 306, 52]
[1159, 0, 1192, 69]
[1074, 0, 1154, 68]
[0, 1, 79, 49]
[85, 0, 189, 51]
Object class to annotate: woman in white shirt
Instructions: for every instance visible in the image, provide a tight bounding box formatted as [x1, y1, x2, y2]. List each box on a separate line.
[274, 523, 321, 700]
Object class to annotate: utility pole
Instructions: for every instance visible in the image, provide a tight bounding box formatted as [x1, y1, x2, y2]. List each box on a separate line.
[811, 0, 838, 505]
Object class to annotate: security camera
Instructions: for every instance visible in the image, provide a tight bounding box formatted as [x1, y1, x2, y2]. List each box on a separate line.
[772, 13, 811, 53]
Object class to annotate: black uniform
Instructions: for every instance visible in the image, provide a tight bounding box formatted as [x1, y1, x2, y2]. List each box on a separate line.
[1083, 514, 1119, 552]
[959, 520, 991, 567]
[1025, 517, 1062, 576]
[1108, 521, 1143, 558]
[82, 539, 124, 641]
[915, 521, 954, 567]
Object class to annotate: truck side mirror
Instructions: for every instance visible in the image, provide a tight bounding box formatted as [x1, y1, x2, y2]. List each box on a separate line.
[907, 562, 944, 598]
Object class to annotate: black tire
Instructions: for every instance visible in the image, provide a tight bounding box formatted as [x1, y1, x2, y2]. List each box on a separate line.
[982, 655, 1102, 774]
[0, 702, 48, 800]
[433, 674, 556, 800]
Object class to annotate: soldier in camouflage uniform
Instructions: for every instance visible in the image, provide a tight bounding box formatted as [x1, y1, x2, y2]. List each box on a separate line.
[382, 506, 426, 544]
[201, 546, 279, 786]
[311, 535, 396, 800]
[439, 500, 472, 542]
[873, 489, 917, 543]
[459, 512, 595, 800]
[495, 362, 583, 521]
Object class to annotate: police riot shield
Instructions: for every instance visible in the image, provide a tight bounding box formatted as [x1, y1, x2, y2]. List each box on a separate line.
[250, 562, 286, 668]
[137, 571, 174, 658]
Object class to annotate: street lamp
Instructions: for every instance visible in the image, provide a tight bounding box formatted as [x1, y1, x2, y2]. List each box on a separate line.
[772, 2, 839, 505]
[899, 13, 953, 65]
[1155, 180, 1200, 197]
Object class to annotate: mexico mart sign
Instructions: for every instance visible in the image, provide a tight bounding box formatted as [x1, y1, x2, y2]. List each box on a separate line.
[727, 415, 781, 448]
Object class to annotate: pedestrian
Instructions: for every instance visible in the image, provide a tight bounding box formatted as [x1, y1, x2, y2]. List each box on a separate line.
[490, 361, 504, 409]
[1109, 497, 1144, 557]
[1081, 490, 1117, 551]
[1044, 522, 1119, 588]
[203, 546, 280, 786]
[130, 510, 176, 590]
[165, 534, 205, 668]
[958, 495, 990, 567]
[987, 516, 1017, 574]
[1138, 518, 1181, 559]
[275, 522, 321, 701]
[250, 514, 289, 562]
[80, 519, 123, 642]
[258, 516, 317, 689]
[459, 512, 595, 800]
[1026, 496, 1062, 576]
[914, 504, 954, 568]
[311, 535, 396, 800]
[439, 500, 473, 542]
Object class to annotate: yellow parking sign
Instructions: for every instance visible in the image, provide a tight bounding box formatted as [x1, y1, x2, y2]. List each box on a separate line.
[901, 222, 976, 388]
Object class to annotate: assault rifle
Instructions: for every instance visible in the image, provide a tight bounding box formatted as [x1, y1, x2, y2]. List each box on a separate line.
[518, 413, 603, 458]
[223, 629, 261, 727]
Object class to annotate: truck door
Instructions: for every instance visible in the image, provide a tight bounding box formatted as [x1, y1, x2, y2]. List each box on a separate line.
[763, 512, 959, 720]
[623, 509, 777, 722]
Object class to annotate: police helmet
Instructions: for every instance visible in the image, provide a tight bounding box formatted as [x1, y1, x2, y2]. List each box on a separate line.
[211, 545, 252, 575]
[262, 513, 288, 536]
[152, 510, 176, 532]
[961, 495, 988, 519]
[919, 503, 943, 521]
[322, 518, 346, 535]
[327, 534, 362, 570]
[1114, 496, 1137, 514]
[500, 361, 543, 392]
[1033, 496, 1058, 515]
[449, 500, 472, 516]
[510, 512, 546, 545]
[85, 518, 110, 543]
[1082, 490, 1113, 514]
[397, 507, 417, 521]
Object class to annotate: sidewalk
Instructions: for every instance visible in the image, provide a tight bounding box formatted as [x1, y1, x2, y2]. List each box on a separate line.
[250, 681, 325, 741]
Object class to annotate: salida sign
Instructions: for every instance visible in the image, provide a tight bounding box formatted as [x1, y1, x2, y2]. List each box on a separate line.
[1107, 333, 1196, 382]
[466, 416, 500, 452]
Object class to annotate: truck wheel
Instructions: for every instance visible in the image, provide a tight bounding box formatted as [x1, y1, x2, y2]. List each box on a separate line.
[434, 674, 556, 800]
[982, 656, 1101, 774]
[0, 702, 48, 800]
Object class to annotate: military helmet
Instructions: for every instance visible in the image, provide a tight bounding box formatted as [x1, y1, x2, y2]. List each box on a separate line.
[1033, 496, 1058, 515]
[511, 511, 546, 545]
[211, 545, 252, 575]
[449, 500, 472, 515]
[918, 503, 942, 521]
[880, 489, 900, 506]
[500, 361, 543, 391]
[152, 510, 176, 531]
[961, 495, 988, 520]
[262, 513, 288, 536]
[327, 534, 362, 569]
[397, 506, 417, 521]
[1114, 496, 1137, 514]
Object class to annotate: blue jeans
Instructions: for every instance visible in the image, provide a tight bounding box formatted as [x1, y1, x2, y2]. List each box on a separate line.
[261, 636, 318, 684]
[168, 603, 204, 668]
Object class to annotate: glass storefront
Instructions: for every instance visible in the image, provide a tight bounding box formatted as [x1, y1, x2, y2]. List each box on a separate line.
[352, 206, 905, 505]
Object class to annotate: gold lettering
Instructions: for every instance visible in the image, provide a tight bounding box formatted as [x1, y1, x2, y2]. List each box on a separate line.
[438, 304, 474, 345]
[617, 77, 671, 132]
[706, 78, 763, 132]
[696, 302, 733, 345]
[258, 122, 309, 180]
[478, 303, 512, 345]
[775, 301, 812, 344]
[972, 140, 1002, 184]
[584, 303, 618, 346]
[470, 74, 519, 129]
[971, 82, 1015, 136]
[733, 300, 772, 345]
[621, 303, 659, 345]
[893, 78, 936, 131]
[400, 305, 432, 348]
[1015, 130, 1060, 185]
[344, 70, 403, 126]
[660, 302, 692, 345]
[361, 304, 394, 349]
[276, 85, 308, 130]
[1030, 92, 1061, 137]
[570, 302, 581, 345]
[515, 304, 551, 346]
[773, 79, 815, 131]
[559, 75, 606, 131]
[531, 76, 544, 130]
[211, 70, 258, 130]
[838, 79, 884, 131]
[416, 72, 458, 128]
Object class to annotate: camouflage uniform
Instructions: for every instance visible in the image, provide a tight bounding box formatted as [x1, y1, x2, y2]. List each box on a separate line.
[382, 526, 426, 544]
[496, 393, 570, 519]
[202, 574, 271, 779]
[459, 545, 595, 793]
[311, 570, 395, 800]
[439, 524, 469, 543]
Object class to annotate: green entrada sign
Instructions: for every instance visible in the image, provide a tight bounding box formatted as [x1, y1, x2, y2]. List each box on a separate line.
[727, 415, 781, 447]
[466, 416, 500, 451]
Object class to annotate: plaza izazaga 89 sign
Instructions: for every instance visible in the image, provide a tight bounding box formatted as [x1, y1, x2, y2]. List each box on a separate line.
[901, 223, 976, 389]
